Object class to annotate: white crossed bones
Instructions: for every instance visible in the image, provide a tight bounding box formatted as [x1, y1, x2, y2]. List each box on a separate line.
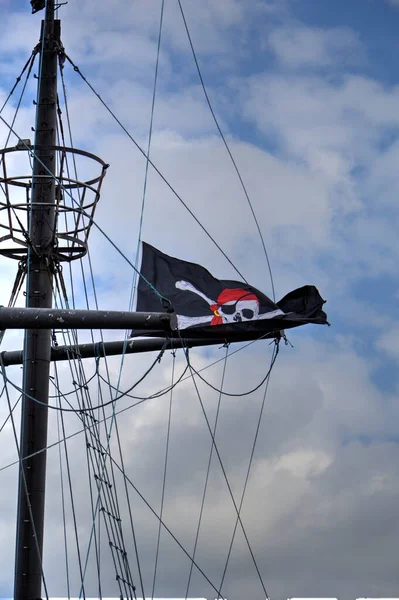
[175, 280, 284, 330]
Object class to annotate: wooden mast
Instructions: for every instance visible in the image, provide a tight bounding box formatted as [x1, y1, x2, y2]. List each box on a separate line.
[14, 1, 59, 597]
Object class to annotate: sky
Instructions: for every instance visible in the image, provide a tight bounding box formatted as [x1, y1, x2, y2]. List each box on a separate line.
[0, 0, 399, 598]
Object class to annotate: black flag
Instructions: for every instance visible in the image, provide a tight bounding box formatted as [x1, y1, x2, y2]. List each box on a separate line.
[135, 242, 328, 340]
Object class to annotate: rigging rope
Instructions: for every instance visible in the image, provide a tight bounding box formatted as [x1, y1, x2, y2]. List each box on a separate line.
[54, 102, 126, 593]
[151, 348, 175, 600]
[186, 340, 279, 397]
[131, 0, 165, 314]
[0, 334, 274, 478]
[95, 359, 146, 599]
[0, 110, 170, 306]
[107, 437, 227, 599]
[52, 271, 138, 598]
[0, 342, 276, 597]
[176, 0, 276, 301]
[184, 345, 270, 598]
[54, 114, 133, 598]
[3, 338, 279, 412]
[62, 52, 248, 283]
[0, 23, 284, 599]
[55, 91, 145, 594]
[0, 50, 38, 117]
[51, 370, 228, 598]
[0, 333, 275, 478]
[0, 393, 20, 435]
[58, 359, 132, 598]
[185, 344, 229, 599]
[0, 362, 50, 599]
[217, 341, 278, 598]
[0, 51, 35, 340]
[2, 343, 167, 413]
[51, 266, 89, 595]
[0, 49, 37, 255]
[55, 366, 72, 598]
[52, 352, 227, 600]
[57, 410, 227, 600]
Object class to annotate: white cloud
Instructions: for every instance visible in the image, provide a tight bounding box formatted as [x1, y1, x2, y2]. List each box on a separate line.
[2, 337, 398, 597]
[376, 325, 399, 362]
[274, 449, 333, 478]
[0, 1, 398, 598]
[269, 25, 364, 68]
[236, 68, 399, 287]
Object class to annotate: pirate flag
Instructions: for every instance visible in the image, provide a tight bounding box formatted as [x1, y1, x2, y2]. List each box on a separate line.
[134, 242, 328, 341]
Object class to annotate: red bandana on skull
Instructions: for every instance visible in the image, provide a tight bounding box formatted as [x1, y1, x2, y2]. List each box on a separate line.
[209, 288, 259, 325]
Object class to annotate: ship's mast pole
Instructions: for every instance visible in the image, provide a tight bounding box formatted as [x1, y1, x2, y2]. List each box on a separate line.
[14, 1, 59, 598]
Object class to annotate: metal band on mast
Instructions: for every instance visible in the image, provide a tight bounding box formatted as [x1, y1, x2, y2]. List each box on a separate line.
[14, 1, 58, 597]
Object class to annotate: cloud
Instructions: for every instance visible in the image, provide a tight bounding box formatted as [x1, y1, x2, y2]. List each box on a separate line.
[269, 25, 364, 69]
[237, 67, 399, 291]
[0, 0, 398, 599]
[376, 325, 399, 362]
[3, 338, 393, 598]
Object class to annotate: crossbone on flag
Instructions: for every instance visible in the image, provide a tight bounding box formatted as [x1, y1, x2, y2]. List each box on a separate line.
[134, 242, 328, 340]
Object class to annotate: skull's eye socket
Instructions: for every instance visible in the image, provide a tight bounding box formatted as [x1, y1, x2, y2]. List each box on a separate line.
[220, 303, 236, 315]
[242, 309, 254, 319]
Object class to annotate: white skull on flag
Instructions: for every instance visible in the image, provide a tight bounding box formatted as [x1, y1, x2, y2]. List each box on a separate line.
[175, 280, 260, 328]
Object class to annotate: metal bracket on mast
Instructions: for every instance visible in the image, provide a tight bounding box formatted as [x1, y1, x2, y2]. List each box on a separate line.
[30, 0, 45, 14]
